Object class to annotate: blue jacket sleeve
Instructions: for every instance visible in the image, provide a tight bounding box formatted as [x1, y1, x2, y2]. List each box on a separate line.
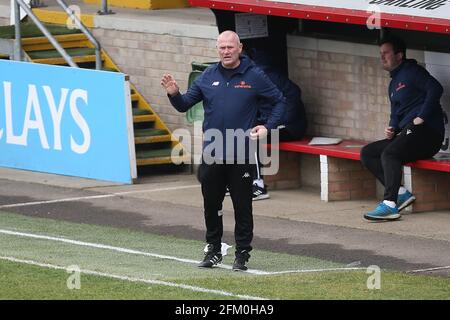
[388, 81, 399, 131]
[389, 102, 399, 131]
[256, 71, 286, 130]
[413, 67, 444, 122]
[168, 74, 204, 113]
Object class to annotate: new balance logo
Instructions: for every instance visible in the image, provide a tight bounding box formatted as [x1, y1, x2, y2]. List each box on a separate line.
[242, 172, 250, 178]
[396, 82, 406, 91]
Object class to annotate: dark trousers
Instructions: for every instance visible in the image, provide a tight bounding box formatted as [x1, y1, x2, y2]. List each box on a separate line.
[360, 123, 443, 202]
[198, 162, 254, 253]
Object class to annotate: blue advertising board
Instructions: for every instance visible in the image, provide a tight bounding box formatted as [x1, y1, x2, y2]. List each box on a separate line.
[0, 60, 136, 184]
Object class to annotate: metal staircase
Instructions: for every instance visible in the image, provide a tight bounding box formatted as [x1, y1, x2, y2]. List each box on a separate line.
[1, 5, 189, 169]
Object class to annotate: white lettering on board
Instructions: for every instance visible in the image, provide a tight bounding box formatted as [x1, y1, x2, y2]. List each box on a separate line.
[1, 82, 91, 154]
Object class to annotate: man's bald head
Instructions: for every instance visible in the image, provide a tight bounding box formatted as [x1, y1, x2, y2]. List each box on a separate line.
[217, 30, 241, 47]
[216, 30, 243, 69]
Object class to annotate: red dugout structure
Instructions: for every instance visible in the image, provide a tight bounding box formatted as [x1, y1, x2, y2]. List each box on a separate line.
[190, 0, 450, 34]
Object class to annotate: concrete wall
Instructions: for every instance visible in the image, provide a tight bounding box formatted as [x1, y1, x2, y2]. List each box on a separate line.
[0, 1, 9, 26]
[0, 17, 9, 26]
[93, 28, 217, 131]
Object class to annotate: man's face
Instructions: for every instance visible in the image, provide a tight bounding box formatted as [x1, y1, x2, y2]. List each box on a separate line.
[217, 33, 242, 69]
[379, 43, 403, 72]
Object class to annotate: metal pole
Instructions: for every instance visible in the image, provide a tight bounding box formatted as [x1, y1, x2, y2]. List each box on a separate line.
[56, 0, 102, 69]
[13, 0, 22, 61]
[98, 0, 114, 15]
[15, 0, 78, 67]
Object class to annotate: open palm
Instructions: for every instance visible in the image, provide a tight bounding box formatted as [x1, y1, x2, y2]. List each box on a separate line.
[161, 74, 180, 96]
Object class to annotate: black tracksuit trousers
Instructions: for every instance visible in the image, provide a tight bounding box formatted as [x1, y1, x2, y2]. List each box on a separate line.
[360, 123, 443, 202]
[197, 162, 254, 253]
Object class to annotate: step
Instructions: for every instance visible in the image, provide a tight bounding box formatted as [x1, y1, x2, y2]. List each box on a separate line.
[27, 47, 97, 60]
[23, 40, 89, 52]
[32, 54, 97, 65]
[27, 47, 99, 65]
[21, 33, 88, 45]
[135, 134, 172, 144]
[135, 148, 188, 166]
[132, 108, 153, 116]
[131, 93, 140, 108]
[132, 108, 155, 123]
[134, 128, 168, 138]
[135, 147, 187, 158]
[137, 155, 189, 166]
[33, 8, 95, 28]
[24, 41, 91, 53]
[135, 148, 173, 159]
[133, 114, 157, 123]
[134, 127, 171, 144]
[0, 22, 82, 40]
[22, 34, 89, 52]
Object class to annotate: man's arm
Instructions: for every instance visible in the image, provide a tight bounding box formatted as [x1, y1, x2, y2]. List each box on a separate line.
[414, 67, 444, 124]
[388, 78, 400, 132]
[388, 101, 400, 132]
[255, 70, 286, 131]
[161, 73, 204, 112]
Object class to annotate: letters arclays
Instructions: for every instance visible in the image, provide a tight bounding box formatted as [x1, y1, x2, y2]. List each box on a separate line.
[0, 82, 91, 154]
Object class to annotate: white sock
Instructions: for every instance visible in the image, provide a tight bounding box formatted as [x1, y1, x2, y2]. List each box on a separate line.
[253, 178, 264, 188]
[398, 186, 407, 195]
[383, 200, 396, 208]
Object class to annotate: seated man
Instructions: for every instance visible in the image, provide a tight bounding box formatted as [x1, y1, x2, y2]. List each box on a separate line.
[252, 66, 308, 200]
[360, 36, 444, 221]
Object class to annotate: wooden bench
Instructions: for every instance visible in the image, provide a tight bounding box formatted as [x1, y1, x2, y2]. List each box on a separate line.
[267, 138, 450, 212]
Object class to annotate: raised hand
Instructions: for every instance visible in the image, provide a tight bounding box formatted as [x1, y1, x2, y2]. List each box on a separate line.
[161, 73, 180, 96]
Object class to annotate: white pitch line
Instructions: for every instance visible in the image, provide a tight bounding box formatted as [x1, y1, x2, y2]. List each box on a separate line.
[0, 229, 254, 274]
[111, 184, 200, 195]
[0, 256, 266, 300]
[0, 194, 114, 209]
[0, 228, 366, 276]
[406, 265, 450, 273]
[0, 228, 204, 265]
[0, 184, 200, 209]
[260, 267, 367, 275]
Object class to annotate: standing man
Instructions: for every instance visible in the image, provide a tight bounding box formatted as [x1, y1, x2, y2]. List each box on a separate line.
[361, 36, 444, 221]
[161, 31, 285, 270]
